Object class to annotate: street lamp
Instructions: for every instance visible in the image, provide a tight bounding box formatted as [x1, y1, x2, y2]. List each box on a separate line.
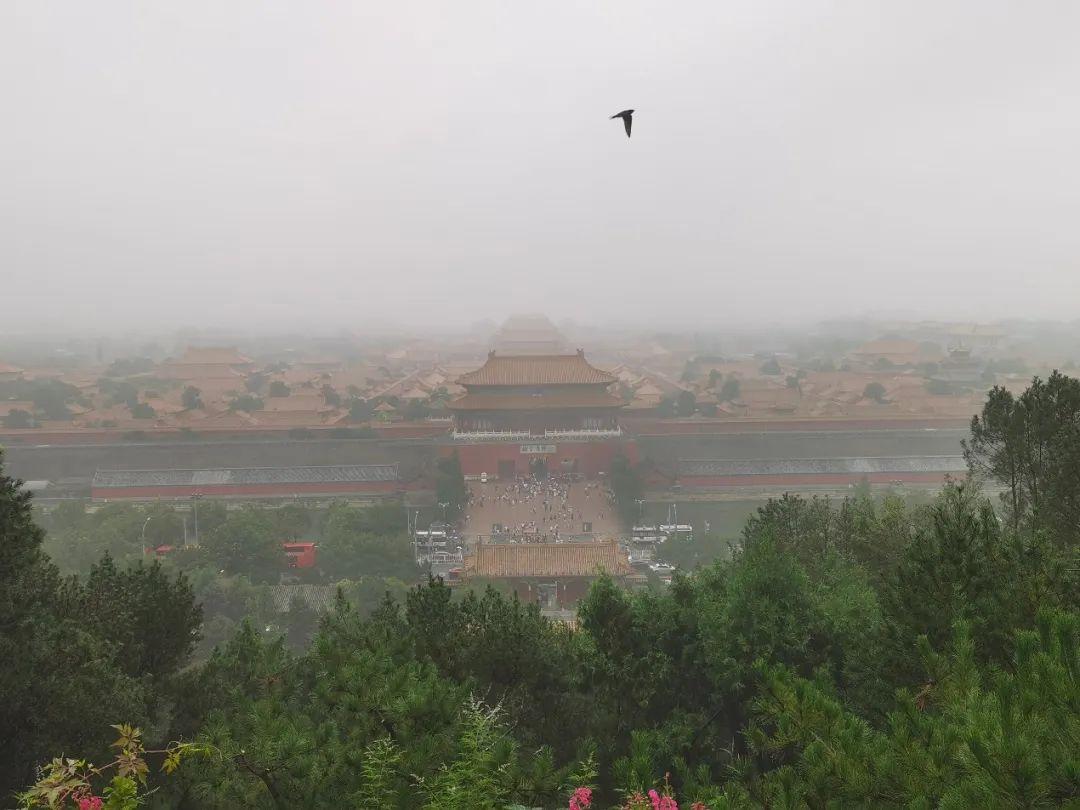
[191, 491, 203, 547]
[439, 501, 450, 523]
[634, 498, 646, 524]
[141, 515, 154, 556]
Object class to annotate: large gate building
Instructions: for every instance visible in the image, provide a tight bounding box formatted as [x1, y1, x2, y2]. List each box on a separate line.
[447, 350, 635, 478]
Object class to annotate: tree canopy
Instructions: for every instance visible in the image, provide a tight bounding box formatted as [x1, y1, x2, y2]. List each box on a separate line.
[862, 381, 887, 403]
[434, 451, 468, 520]
[7, 373, 1080, 808]
[181, 385, 203, 410]
[2, 408, 33, 428]
[0, 450, 201, 796]
[965, 370, 1080, 542]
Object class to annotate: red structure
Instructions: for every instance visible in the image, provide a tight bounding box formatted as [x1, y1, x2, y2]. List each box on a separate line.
[448, 440, 635, 479]
[283, 541, 317, 569]
[447, 351, 635, 478]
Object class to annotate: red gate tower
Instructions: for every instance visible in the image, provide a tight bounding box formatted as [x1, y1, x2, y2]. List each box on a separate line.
[447, 350, 635, 479]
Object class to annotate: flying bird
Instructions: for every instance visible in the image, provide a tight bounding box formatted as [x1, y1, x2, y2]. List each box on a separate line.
[610, 109, 634, 138]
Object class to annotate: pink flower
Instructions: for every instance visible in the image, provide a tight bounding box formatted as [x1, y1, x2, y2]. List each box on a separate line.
[569, 786, 593, 810]
[659, 797, 679, 810]
[649, 789, 661, 810]
[77, 798, 103, 810]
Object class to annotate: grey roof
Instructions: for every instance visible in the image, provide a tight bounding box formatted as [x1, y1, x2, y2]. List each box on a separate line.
[678, 456, 967, 477]
[93, 464, 399, 488]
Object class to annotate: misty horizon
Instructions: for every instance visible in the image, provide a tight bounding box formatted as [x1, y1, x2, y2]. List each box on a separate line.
[4, 1, 1079, 334]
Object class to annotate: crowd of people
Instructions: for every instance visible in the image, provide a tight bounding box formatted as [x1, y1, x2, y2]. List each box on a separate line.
[466, 474, 613, 543]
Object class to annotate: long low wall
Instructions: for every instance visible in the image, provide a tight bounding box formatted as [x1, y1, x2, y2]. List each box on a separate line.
[0, 421, 449, 446]
[679, 471, 953, 489]
[678, 455, 966, 476]
[91, 480, 407, 501]
[4, 422, 973, 498]
[2, 437, 435, 486]
[624, 417, 970, 435]
[636, 428, 968, 466]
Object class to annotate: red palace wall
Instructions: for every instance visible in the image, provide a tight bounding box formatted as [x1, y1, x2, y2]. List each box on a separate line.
[446, 439, 638, 479]
[498, 577, 598, 608]
[91, 480, 407, 501]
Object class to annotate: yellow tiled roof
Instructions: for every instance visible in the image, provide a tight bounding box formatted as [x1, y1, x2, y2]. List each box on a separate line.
[458, 352, 616, 387]
[467, 541, 631, 578]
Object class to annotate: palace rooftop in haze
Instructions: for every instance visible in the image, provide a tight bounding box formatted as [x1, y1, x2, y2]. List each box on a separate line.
[466, 539, 632, 579]
[460, 540, 634, 610]
[456, 352, 616, 387]
[449, 350, 623, 438]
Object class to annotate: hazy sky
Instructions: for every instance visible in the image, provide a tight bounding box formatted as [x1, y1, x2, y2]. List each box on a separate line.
[3, 1, 1079, 334]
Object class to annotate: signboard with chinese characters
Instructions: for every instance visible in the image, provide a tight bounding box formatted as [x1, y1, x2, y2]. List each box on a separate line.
[520, 443, 556, 454]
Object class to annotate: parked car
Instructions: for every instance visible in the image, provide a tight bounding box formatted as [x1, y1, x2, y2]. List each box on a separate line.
[648, 561, 676, 574]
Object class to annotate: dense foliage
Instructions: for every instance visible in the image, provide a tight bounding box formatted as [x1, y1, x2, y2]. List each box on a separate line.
[609, 453, 644, 526]
[35, 496, 415, 658]
[4, 374, 1080, 807]
[0, 453, 201, 796]
[965, 370, 1080, 543]
[435, 451, 469, 521]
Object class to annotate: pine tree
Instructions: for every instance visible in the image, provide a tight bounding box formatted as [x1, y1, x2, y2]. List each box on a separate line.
[0, 452, 145, 794]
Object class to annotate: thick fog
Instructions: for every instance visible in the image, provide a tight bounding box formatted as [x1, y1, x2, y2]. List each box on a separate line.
[2, 1, 1079, 334]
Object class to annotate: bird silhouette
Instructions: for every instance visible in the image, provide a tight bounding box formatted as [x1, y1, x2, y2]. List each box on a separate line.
[610, 109, 634, 138]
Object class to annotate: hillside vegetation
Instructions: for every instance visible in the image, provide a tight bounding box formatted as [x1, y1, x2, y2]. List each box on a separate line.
[3, 374, 1080, 808]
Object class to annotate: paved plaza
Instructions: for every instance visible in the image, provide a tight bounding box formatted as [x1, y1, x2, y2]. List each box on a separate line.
[461, 476, 622, 544]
